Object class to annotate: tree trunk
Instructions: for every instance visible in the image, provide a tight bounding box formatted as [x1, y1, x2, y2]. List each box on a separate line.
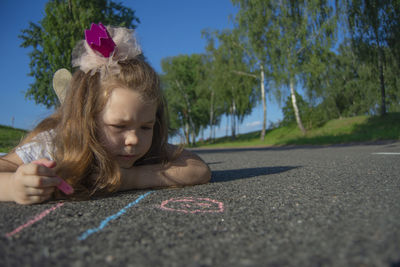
[260, 64, 267, 141]
[209, 90, 214, 142]
[189, 116, 196, 145]
[175, 79, 196, 144]
[186, 104, 196, 145]
[226, 114, 229, 137]
[373, 22, 386, 116]
[191, 130, 196, 146]
[237, 117, 240, 136]
[231, 98, 236, 140]
[184, 121, 190, 145]
[290, 79, 306, 135]
[378, 48, 386, 116]
[213, 126, 216, 141]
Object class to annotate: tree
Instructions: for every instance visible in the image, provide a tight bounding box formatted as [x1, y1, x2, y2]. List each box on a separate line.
[281, 91, 328, 130]
[233, 0, 338, 135]
[385, 1, 400, 69]
[346, 0, 400, 116]
[161, 54, 210, 145]
[204, 29, 258, 140]
[19, 0, 139, 108]
[309, 41, 381, 118]
[230, 0, 273, 140]
[202, 38, 225, 142]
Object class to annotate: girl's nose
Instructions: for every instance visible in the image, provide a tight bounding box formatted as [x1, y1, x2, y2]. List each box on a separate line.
[125, 130, 139, 146]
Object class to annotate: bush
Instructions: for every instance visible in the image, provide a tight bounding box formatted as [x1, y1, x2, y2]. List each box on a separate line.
[281, 92, 329, 129]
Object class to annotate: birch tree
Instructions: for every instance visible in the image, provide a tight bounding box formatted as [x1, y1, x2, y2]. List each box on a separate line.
[230, 0, 272, 140]
[204, 29, 258, 140]
[232, 0, 337, 135]
[203, 39, 225, 142]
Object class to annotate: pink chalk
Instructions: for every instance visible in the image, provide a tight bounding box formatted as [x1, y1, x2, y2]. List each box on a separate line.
[57, 179, 74, 195]
[33, 162, 74, 195]
[5, 202, 64, 238]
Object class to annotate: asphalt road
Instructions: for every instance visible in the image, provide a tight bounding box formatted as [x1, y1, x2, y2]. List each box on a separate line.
[1, 142, 399, 267]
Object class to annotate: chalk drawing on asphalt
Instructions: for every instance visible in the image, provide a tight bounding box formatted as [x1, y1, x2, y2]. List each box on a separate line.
[5, 202, 64, 238]
[5, 193, 223, 240]
[78, 191, 153, 241]
[160, 197, 224, 213]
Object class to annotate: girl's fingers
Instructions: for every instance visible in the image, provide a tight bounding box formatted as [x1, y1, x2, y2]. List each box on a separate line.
[16, 194, 51, 205]
[27, 195, 47, 204]
[25, 186, 55, 196]
[21, 162, 57, 177]
[31, 159, 57, 169]
[22, 175, 61, 188]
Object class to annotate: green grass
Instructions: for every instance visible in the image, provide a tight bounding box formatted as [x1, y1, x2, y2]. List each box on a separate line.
[194, 113, 400, 148]
[0, 125, 27, 153]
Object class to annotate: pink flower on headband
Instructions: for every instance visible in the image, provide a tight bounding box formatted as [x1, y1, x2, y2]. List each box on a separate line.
[72, 23, 142, 78]
[85, 23, 116, 58]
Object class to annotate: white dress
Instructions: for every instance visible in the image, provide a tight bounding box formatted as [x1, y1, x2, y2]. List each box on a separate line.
[15, 130, 55, 164]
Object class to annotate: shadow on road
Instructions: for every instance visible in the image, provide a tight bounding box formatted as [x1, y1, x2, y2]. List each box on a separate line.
[211, 166, 298, 183]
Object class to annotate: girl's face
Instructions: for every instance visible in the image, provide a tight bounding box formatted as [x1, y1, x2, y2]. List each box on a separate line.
[97, 87, 157, 168]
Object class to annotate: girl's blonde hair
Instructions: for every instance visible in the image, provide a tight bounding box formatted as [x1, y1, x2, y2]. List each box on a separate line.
[20, 58, 170, 198]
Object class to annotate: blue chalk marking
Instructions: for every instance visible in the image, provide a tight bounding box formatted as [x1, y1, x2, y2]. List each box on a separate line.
[78, 191, 153, 241]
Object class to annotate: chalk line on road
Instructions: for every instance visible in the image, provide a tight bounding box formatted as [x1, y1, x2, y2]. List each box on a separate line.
[5, 202, 65, 238]
[372, 152, 400, 155]
[78, 191, 153, 241]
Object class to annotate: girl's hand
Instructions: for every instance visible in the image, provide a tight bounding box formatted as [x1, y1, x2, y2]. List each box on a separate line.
[9, 159, 61, 205]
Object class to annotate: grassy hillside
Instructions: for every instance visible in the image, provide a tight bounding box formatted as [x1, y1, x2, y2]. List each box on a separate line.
[0, 125, 27, 153]
[195, 113, 400, 148]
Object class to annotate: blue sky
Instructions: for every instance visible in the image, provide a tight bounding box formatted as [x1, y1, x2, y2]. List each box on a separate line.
[0, 0, 282, 138]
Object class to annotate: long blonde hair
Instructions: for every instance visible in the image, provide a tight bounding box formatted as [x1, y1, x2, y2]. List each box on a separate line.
[20, 58, 169, 198]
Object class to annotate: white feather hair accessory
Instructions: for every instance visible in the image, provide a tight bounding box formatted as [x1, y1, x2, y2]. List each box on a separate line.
[72, 23, 142, 78]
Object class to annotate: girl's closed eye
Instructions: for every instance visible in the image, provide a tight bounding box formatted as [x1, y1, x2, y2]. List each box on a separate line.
[109, 124, 126, 130]
[141, 125, 154, 131]
[108, 124, 153, 131]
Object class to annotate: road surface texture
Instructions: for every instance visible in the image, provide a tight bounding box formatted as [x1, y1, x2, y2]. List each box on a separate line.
[1, 141, 399, 267]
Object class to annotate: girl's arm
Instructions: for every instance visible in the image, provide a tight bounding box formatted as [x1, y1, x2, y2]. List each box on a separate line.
[0, 152, 22, 172]
[0, 153, 21, 201]
[118, 145, 211, 190]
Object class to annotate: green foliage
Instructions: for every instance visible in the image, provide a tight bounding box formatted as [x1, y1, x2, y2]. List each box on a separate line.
[161, 54, 210, 145]
[19, 0, 139, 108]
[346, 0, 400, 115]
[281, 92, 328, 130]
[305, 42, 381, 118]
[205, 29, 258, 125]
[232, 0, 338, 134]
[163, 28, 258, 144]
